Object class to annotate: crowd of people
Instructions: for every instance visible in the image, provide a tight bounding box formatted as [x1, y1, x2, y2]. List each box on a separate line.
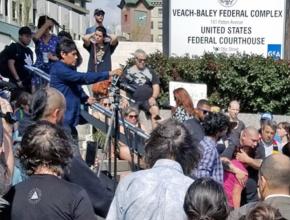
[0, 7, 289, 220]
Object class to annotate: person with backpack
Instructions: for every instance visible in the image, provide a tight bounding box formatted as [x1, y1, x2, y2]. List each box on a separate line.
[0, 26, 33, 93]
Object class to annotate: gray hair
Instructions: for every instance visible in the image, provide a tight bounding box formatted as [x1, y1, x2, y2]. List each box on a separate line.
[134, 49, 147, 58]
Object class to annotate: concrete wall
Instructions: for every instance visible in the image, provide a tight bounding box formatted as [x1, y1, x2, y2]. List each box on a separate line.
[111, 41, 162, 68]
[0, 35, 13, 50]
[139, 110, 290, 132]
[75, 40, 162, 72]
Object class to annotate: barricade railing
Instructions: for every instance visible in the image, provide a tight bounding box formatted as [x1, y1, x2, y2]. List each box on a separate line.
[24, 65, 148, 157]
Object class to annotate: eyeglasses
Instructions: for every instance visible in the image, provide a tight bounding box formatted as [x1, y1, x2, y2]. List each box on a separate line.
[103, 103, 111, 107]
[128, 115, 138, 119]
[136, 58, 147, 63]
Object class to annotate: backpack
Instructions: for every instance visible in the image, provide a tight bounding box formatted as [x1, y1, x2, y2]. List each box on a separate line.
[0, 43, 19, 78]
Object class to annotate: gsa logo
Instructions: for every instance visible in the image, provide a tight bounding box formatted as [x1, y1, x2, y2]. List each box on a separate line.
[218, 0, 238, 7]
[267, 44, 281, 60]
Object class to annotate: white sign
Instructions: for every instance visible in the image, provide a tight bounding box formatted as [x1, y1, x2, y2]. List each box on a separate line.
[169, 81, 207, 107]
[169, 0, 286, 59]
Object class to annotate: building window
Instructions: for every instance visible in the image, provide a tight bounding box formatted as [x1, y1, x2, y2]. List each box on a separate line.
[151, 34, 153, 42]
[19, 3, 22, 23]
[158, 21, 162, 29]
[158, 34, 162, 42]
[151, 21, 153, 29]
[33, 8, 37, 25]
[158, 8, 162, 16]
[124, 14, 128, 22]
[12, 1, 17, 21]
[4, 0, 8, 16]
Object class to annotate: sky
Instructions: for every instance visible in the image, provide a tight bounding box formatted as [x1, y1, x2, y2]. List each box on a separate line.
[86, 0, 121, 30]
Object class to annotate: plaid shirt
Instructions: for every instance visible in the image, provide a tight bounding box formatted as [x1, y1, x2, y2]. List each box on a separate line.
[193, 136, 224, 184]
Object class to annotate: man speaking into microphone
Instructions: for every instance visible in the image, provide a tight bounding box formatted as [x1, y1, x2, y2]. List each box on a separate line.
[50, 38, 122, 138]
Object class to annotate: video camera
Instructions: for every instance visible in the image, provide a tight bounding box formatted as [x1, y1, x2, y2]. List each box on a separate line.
[109, 65, 135, 95]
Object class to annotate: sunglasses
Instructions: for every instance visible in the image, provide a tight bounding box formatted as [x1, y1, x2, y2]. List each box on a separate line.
[103, 103, 111, 107]
[95, 12, 104, 16]
[128, 115, 138, 119]
[136, 58, 146, 63]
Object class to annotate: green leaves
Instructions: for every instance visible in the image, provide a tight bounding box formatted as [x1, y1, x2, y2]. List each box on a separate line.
[128, 52, 290, 114]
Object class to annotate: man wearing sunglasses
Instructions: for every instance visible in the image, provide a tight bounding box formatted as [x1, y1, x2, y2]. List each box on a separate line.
[86, 9, 111, 35]
[121, 49, 160, 129]
[183, 99, 210, 146]
[195, 99, 211, 122]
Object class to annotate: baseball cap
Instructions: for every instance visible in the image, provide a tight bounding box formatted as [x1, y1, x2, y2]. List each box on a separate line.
[19, 26, 32, 36]
[94, 8, 105, 16]
[260, 112, 273, 121]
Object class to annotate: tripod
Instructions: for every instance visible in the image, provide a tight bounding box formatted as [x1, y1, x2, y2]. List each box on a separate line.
[96, 85, 132, 186]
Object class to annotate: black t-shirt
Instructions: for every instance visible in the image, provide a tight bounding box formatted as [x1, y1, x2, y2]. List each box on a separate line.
[183, 118, 205, 147]
[85, 42, 117, 72]
[1, 174, 96, 220]
[4, 42, 33, 82]
[122, 66, 160, 101]
[229, 119, 246, 146]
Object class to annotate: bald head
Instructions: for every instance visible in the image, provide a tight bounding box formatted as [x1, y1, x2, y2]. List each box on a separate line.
[260, 154, 290, 189]
[242, 127, 259, 137]
[43, 87, 66, 118]
[240, 127, 259, 149]
[31, 87, 66, 122]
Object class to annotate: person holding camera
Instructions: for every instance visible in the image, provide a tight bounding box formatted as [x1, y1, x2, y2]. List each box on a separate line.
[33, 15, 59, 91]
